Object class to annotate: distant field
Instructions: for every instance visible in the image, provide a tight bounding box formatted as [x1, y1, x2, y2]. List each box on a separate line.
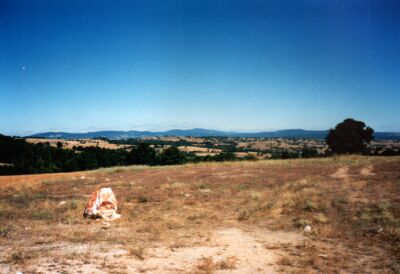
[24, 137, 400, 160]
[25, 138, 130, 150]
[0, 156, 399, 273]
[177, 145, 223, 157]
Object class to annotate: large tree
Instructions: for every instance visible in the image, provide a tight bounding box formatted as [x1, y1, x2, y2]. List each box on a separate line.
[326, 118, 374, 154]
[160, 146, 187, 165]
[127, 142, 158, 165]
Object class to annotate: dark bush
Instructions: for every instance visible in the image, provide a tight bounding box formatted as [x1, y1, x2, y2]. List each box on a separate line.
[160, 146, 187, 165]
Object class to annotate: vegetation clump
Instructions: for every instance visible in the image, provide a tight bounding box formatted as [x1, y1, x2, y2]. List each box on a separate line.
[31, 210, 53, 220]
[0, 134, 237, 175]
[326, 118, 374, 154]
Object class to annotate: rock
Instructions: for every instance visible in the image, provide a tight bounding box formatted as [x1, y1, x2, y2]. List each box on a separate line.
[80, 176, 86, 179]
[59, 201, 66, 206]
[304, 225, 312, 232]
[199, 188, 211, 193]
[83, 187, 121, 221]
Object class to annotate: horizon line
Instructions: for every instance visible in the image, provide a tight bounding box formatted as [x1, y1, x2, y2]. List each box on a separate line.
[3, 127, 400, 137]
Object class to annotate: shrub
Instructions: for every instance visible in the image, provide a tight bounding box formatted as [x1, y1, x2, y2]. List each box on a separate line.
[32, 210, 53, 220]
[0, 226, 11, 237]
[138, 196, 148, 203]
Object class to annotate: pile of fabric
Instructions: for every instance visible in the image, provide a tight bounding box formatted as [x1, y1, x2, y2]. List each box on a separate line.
[83, 187, 121, 220]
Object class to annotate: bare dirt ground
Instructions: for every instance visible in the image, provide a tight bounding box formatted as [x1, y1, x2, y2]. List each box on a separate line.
[0, 156, 399, 273]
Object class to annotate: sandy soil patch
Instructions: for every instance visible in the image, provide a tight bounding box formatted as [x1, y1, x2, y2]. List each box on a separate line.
[1, 227, 304, 274]
[330, 166, 349, 179]
[360, 165, 375, 176]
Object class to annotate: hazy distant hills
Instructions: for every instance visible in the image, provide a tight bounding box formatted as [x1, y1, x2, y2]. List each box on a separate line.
[27, 128, 400, 140]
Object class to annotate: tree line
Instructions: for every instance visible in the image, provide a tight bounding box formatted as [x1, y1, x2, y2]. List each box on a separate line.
[0, 134, 239, 175]
[1, 119, 398, 175]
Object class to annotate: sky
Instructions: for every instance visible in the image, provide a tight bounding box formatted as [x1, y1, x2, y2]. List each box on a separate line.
[1, 0, 400, 135]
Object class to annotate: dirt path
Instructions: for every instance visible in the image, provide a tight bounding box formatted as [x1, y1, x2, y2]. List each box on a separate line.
[3, 227, 304, 274]
[139, 227, 304, 273]
[330, 166, 349, 179]
[209, 228, 303, 273]
[360, 165, 374, 176]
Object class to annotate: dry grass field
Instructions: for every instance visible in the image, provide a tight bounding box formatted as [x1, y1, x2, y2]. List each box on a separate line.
[0, 156, 399, 273]
[178, 146, 223, 157]
[25, 138, 130, 150]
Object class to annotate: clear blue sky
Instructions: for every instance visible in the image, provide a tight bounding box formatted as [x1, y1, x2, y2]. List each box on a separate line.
[1, 0, 399, 135]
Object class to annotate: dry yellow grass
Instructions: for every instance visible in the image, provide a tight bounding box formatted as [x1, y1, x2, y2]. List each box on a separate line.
[25, 138, 130, 150]
[177, 146, 222, 156]
[0, 156, 399, 273]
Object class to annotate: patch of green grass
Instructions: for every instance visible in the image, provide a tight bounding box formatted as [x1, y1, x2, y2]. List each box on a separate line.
[32, 210, 53, 220]
[314, 213, 328, 224]
[304, 200, 319, 212]
[0, 225, 11, 237]
[355, 201, 400, 240]
[357, 202, 396, 225]
[69, 200, 79, 209]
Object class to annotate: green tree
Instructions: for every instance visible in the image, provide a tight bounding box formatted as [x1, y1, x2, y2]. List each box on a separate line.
[127, 143, 158, 165]
[213, 152, 237, 162]
[160, 146, 187, 165]
[326, 118, 374, 154]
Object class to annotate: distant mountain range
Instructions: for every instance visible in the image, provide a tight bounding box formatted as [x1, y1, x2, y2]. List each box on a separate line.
[27, 128, 400, 140]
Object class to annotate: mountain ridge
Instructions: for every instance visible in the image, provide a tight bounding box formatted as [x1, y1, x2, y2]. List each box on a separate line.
[26, 128, 400, 140]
